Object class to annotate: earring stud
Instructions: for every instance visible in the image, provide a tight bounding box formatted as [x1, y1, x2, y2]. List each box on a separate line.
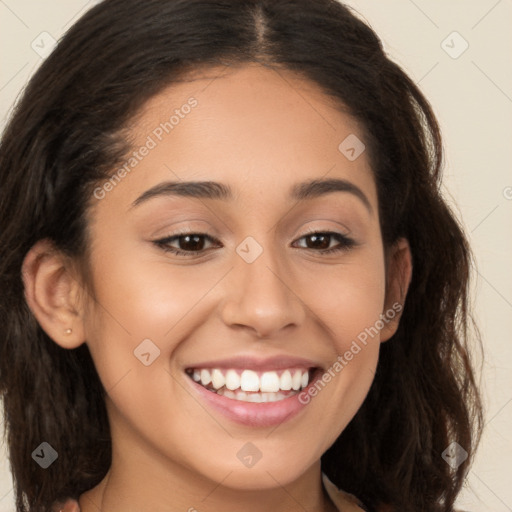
[65, 328, 72, 335]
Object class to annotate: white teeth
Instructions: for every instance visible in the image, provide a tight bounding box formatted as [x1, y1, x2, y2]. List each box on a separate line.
[200, 369, 211, 386]
[236, 391, 247, 401]
[216, 389, 290, 402]
[280, 370, 292, 391]
[211, 369, 225, 390]
[240, 370, 260, 392]
[260, 371, 280, 393]
[301, 371, 309, 388]
[190, 367, 313, 395]
[248, 393, 265, 403]
[225, 369, 241, 390]
[291, 370, 302, 390]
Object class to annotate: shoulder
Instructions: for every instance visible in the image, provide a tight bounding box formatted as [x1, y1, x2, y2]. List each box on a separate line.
[51, 499, 81, 512]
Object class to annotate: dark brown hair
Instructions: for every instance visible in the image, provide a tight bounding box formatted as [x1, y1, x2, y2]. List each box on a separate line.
[0, 1, 483, 511]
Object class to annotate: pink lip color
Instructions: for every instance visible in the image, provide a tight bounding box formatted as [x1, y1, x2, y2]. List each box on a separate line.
[188, 378, 312, 427]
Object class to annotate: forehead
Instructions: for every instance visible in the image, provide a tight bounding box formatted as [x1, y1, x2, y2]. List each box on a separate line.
[97, 63, 377, 215]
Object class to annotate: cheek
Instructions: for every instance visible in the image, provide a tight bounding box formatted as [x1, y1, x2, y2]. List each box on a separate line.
[80, 248, 222, 461]
[292, 249, 386, 439]
[85, 239, 219, 338]
[81, 239, 229, 396]
[298, 248, 387, 347]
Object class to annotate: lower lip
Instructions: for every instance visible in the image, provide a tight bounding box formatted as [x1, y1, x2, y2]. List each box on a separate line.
[186, 373, 318, 428]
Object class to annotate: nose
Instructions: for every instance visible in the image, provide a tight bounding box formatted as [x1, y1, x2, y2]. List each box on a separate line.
[219, 245, 306, 339]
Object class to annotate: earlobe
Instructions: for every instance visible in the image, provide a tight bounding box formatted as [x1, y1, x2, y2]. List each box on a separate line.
[380, 238, 412, 342]
[22, 239, 85, 349]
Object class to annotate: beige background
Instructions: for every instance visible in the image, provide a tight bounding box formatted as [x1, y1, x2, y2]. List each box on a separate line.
[0, 1, 511, 510]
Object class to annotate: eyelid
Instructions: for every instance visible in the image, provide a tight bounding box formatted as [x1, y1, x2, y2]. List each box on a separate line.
[298, 224, 351, 238]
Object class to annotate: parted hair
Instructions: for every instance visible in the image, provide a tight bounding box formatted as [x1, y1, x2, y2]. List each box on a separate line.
[0, 1, 483, 511]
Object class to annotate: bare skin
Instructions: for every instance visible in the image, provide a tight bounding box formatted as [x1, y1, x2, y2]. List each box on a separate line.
[23, 63, 411, 512]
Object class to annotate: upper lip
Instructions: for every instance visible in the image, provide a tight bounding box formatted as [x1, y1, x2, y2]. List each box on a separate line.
[185, 354, 323, 372]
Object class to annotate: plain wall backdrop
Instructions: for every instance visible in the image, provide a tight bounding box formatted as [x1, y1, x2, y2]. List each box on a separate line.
[1, 1, 511, 510]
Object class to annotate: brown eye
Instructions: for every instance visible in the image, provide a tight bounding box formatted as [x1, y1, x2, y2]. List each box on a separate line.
[304, 233, 331, 250]
[293, 231, 356, 254]
[154, 232, 220, 256]
[174, 234, 207, 251]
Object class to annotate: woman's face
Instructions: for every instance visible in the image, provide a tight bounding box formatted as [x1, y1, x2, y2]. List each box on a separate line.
[80, 63, 397, 490]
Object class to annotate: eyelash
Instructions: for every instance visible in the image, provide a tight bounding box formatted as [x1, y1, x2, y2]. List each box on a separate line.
[153, 229, 356, 257]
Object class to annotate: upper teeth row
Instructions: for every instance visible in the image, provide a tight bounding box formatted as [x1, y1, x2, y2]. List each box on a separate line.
[191, 368, 310, 393]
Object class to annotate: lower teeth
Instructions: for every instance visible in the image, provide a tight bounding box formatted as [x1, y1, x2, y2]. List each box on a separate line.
[215, 388, 296, 403]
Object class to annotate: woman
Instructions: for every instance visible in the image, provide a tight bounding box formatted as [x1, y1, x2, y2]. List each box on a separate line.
[0, 1, 483, 511]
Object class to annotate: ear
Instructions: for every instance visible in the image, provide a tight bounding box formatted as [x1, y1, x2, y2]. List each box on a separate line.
[380, 238, 412, 342]
[22, 239, 86, 349]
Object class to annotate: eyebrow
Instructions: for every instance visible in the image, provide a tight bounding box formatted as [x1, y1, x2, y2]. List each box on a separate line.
[131, 178, 372, 213]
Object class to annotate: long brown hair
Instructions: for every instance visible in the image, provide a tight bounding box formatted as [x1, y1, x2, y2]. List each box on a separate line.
[0, 1, 483, 510]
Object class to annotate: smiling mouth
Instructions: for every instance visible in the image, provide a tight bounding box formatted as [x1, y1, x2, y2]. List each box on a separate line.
[185, 367, 318, 403]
